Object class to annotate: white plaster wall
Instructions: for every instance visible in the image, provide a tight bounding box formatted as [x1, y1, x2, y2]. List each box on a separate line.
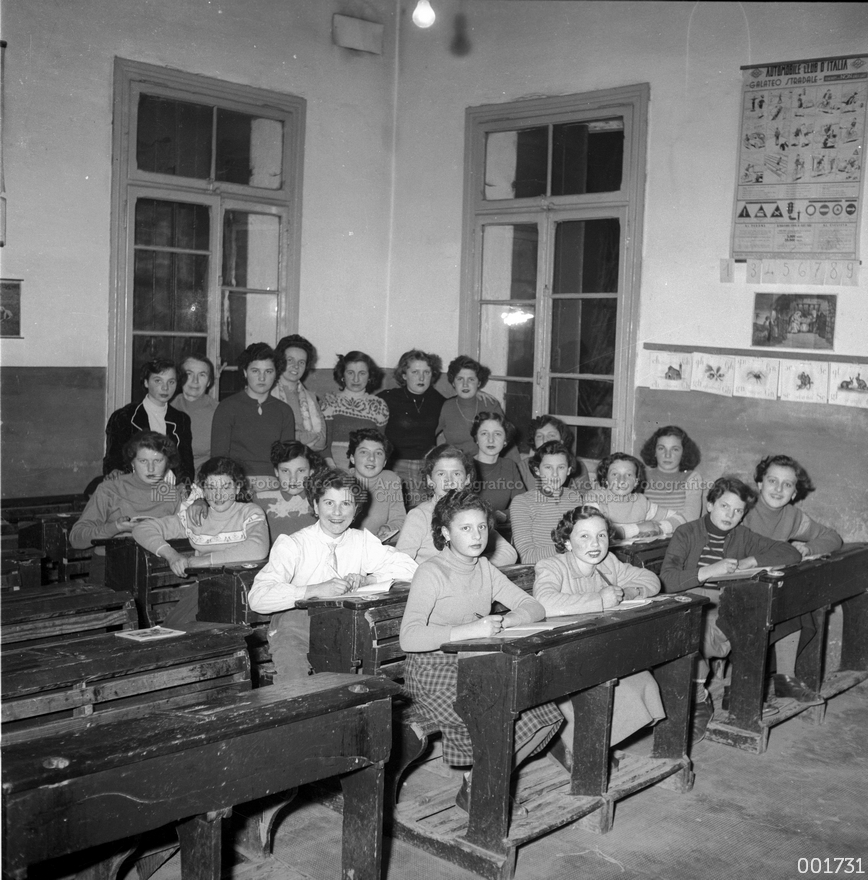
[1, 0, 398, 368]
[388, 1, 868, 367]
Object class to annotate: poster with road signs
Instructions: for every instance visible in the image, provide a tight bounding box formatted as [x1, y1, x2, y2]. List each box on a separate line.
[732, 54, 867, 261]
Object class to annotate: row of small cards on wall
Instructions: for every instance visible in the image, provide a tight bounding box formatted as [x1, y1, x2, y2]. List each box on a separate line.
[719, 258, 860, 285]
[643, 350, 867, 408]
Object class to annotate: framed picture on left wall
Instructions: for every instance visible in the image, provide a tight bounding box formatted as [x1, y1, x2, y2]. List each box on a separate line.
[0, 278, 22, 338]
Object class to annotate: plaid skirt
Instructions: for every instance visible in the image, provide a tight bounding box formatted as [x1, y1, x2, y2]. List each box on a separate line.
[405, 651, 562, 766]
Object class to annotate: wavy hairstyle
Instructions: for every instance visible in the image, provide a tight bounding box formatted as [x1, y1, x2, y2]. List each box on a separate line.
[393, 349, 442, 387]
[432, 488, 494, 551]
[180, 355, 216, 394]
[706, 475, 757, 509]
[639, 425, 702, 472]
[528, 440, 576, 479]
[333, 350, 383, 393]
[551, 505, 616, 554]
[347, 427, 394, 461]
[754, 454, 814, 503]
[196, 456, 251, 502]
[446, 355, 491, 388]
[528, 415, 574, 451]
[422, 444, 475, 484]
[275, 334, 316, 382]
[470, 411, 516, 447]
[304, 467, 364, 508]
[238, 342, 283, 378]
[123, 431, 179, 472]
[270, 440, 324, 472]
[596, 452, 647, 492]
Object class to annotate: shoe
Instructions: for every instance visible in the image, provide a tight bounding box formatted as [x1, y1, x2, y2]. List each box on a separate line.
[772, 673, 823, 704]
[455, 775, 471, 812]
[722, 685, 780, 717]
[691, 694, 714, 745]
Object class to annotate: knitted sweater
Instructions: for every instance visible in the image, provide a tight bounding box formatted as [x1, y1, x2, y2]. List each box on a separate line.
[254, 489, 317, 541]
[435, 392, 503, 456]
[172, 394, 218, 472]
[352, 469, 407, 538]
[744, 499, 843, 556]
[643, 467, 704, 522]
[377, 386, 445, 460]
[474, 457, 526, 515]
[508, 487, 585, 564]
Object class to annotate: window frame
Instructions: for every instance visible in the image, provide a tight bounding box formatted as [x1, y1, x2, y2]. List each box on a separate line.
[459, 85, 649, 455]
[109, 58, 305, 411]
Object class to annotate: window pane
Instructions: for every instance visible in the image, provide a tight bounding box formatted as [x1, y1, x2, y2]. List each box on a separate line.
[130, 335, 207, 402]
[574, 425, 611, 460]
[219, 292, 279, 399]
[216, 110, 283, 189]
[552, 119, 623, 195]
[137, 94, 212, 179]
[549, 377, 614, 419]
[480, 304, 535, 379]
[133, 251, 209, 333]
[484, 127, 547, 200]
[135, 199, 210, 251]
[486, 379, 533, 452]
[481, 224, 538, 301]
[223, 212, 280, 290]
[551, 298, 617, 375]
[553, 218, 620, 293]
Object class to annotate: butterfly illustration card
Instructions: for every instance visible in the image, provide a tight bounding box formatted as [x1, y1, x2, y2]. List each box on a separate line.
[733, 356, 780, 400]
[648, 350, 692, 391]
[690, 353, 735, 397]
[779, 361, 829, 403]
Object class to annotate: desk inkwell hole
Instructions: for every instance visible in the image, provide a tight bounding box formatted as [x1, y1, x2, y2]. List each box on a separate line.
[43, 756, 70, 769]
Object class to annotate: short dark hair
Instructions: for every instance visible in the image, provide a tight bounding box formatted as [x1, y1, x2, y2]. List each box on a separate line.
[333, 351, 383, 393]
[552, 505, 616, 554]
[394, 349, 442, 387]
[123, 431, 179, 471]
[754, 454, 814, 502]
[528, 415, 574, 451]
[706, 476, 757, 509]
[270, 440, 324, 471]
[422, 444, 475, 483]
[140, 359, 178, 384]
[432, 488, 493, 551]
[347, 427, 393, 461]
[238, 342, 283, 376]
[596, 453, 647, 491]
[447, 355, 491, 387]
[529, 440, 575, 478]
[470, 411, 516, 447]
[181, 355, 216, 394]
[639, 425, 702, 472]
[196, 456, 250, 501]
[305, 467, 364, 508]
[275, 334, 316, 381]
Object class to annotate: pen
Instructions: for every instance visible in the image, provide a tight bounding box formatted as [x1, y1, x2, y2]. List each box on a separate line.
[474, 613, 484, 619]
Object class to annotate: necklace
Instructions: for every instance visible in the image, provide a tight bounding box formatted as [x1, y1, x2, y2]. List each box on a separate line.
[405, 387, 425, 415]
[456, 395, 479, 423]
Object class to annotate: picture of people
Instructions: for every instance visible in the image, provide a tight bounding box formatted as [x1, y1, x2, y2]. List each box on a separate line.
[752, 293, 836, 351]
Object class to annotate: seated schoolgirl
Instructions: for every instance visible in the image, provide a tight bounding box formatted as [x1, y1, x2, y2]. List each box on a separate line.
[132, 457, 270, 627]
[471, 412, 525, 524]
[660, 476, 802, 743]
[397, 444, 517, 566]
[70, 431, 186, 584]
[517, 415, 593, 493]
[248, 468, 417, 681]
[639, 425, 705, 521]
[508, 441, 585, 564]
[348, 428, 407, 540]
[585, 453, 684, 540]
[534, 506, 665, 768]
[744, 454, 843, 702]
[255, 441, 323, 540]
[400, 488, 563, 812]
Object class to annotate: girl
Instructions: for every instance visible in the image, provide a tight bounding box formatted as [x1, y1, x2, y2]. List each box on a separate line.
[471, 412, 525, 522]
[639, 426, 704, 522]
[272, 334, 328, 452]
[397, 445, 517, 566]
[348, 428, 407, 540]
[321, 351, 389, 470]
[400, 488, 563, 812]
[585, 453, 684, 539]
[255, 441, 324, 540]
[533, 506, 665, 768]
[249, 469, 417, 680]
[132, 457, 270, 627]
[172, 355, 219, 472]
[436, 355, 504, 456]
[70, 431, 186, 584]
[517, 415, 593, 493]
[509, 441, 585, 564]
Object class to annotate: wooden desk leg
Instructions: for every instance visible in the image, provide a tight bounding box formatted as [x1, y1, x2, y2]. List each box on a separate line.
[176, 810, 229, 880]
[839, 591, 868, 671]
[570, 682, 614, 797]
[340, 764, 386, 880]
[651, 654, 693, 760]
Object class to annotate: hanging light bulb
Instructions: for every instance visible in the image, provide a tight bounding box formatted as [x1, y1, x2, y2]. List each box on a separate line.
[412, 0, 436, 28]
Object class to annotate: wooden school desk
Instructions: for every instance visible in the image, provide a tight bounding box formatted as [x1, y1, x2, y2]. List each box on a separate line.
[706, 544, 868, 753]
[610, 536, 671, 576]
[17, 512, 92, 582]
[389, 594, 708, 880]
[2, 673, 401, 880]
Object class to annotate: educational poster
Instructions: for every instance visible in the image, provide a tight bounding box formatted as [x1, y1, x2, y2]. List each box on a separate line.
[751, 293, 836, 350]
[690, 352, 735, 397]
[778, 360, 829, 403]
[732, 54, 868, 260]
[733, 356, 781, 400]
[828, 362, 868, 408]
[0, 278, 22, 338]
[648, 350, 692, 391]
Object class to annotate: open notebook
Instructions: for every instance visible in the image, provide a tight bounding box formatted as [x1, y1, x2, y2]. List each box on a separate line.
[501, 599, 651, 634]
[352, 579, 394, 595]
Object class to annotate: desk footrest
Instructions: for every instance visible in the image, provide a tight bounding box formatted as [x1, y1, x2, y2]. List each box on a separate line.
[820, 668, 868, 700]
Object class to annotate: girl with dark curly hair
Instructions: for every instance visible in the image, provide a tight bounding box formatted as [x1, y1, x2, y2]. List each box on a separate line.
[639, 425, 704, 521]
[272, 334, 328, 452]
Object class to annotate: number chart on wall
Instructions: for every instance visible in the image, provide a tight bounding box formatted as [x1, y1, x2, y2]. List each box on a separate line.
[732, 54, 867, 268]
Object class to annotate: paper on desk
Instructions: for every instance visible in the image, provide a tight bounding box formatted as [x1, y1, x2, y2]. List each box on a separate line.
[502, 614, 593, 634]
[708, 566, 785, 581]
[617, 598, 651, 608]
[115, 626, 186, 641]
[353, 579, 394, 595]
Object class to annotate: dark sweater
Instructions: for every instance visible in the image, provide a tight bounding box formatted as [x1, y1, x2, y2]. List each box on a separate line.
[377, 386, 445, 460]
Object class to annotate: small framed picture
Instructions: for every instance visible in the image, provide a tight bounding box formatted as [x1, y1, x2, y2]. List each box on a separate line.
[0, 279, 22, 338]
[752, 292, 836, 351]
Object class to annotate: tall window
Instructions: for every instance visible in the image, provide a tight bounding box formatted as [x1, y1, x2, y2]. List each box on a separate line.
[110, 60, 305, 407]
[460, 86, 648, 461]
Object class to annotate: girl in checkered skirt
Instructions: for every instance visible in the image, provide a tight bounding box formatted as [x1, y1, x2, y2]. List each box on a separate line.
[400, 488, 563, 812]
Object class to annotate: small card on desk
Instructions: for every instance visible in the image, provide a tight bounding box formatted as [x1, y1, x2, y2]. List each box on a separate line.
[353, 579, 394, 595]
[115, 626, 186, 641]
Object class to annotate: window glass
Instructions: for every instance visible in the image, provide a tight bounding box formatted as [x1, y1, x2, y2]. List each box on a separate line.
[481, 224, 538, 301]
[480, 304, 535, 379]
[549, 377, 614, 420]
[216, 110, 284, 189]
[137, 95, 212, 179]
[219, 292, 279, 397]
[552, 119, 623, 195]
[553, 218, 620, 294]
[551, 298, 617, 375]
[222, 211, 281, 290]
[484, 127, 547, 200]
[574, 425, 611, 459]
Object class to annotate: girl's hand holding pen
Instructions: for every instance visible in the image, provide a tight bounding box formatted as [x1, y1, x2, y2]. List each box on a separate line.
[474, 613, 504, 637]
